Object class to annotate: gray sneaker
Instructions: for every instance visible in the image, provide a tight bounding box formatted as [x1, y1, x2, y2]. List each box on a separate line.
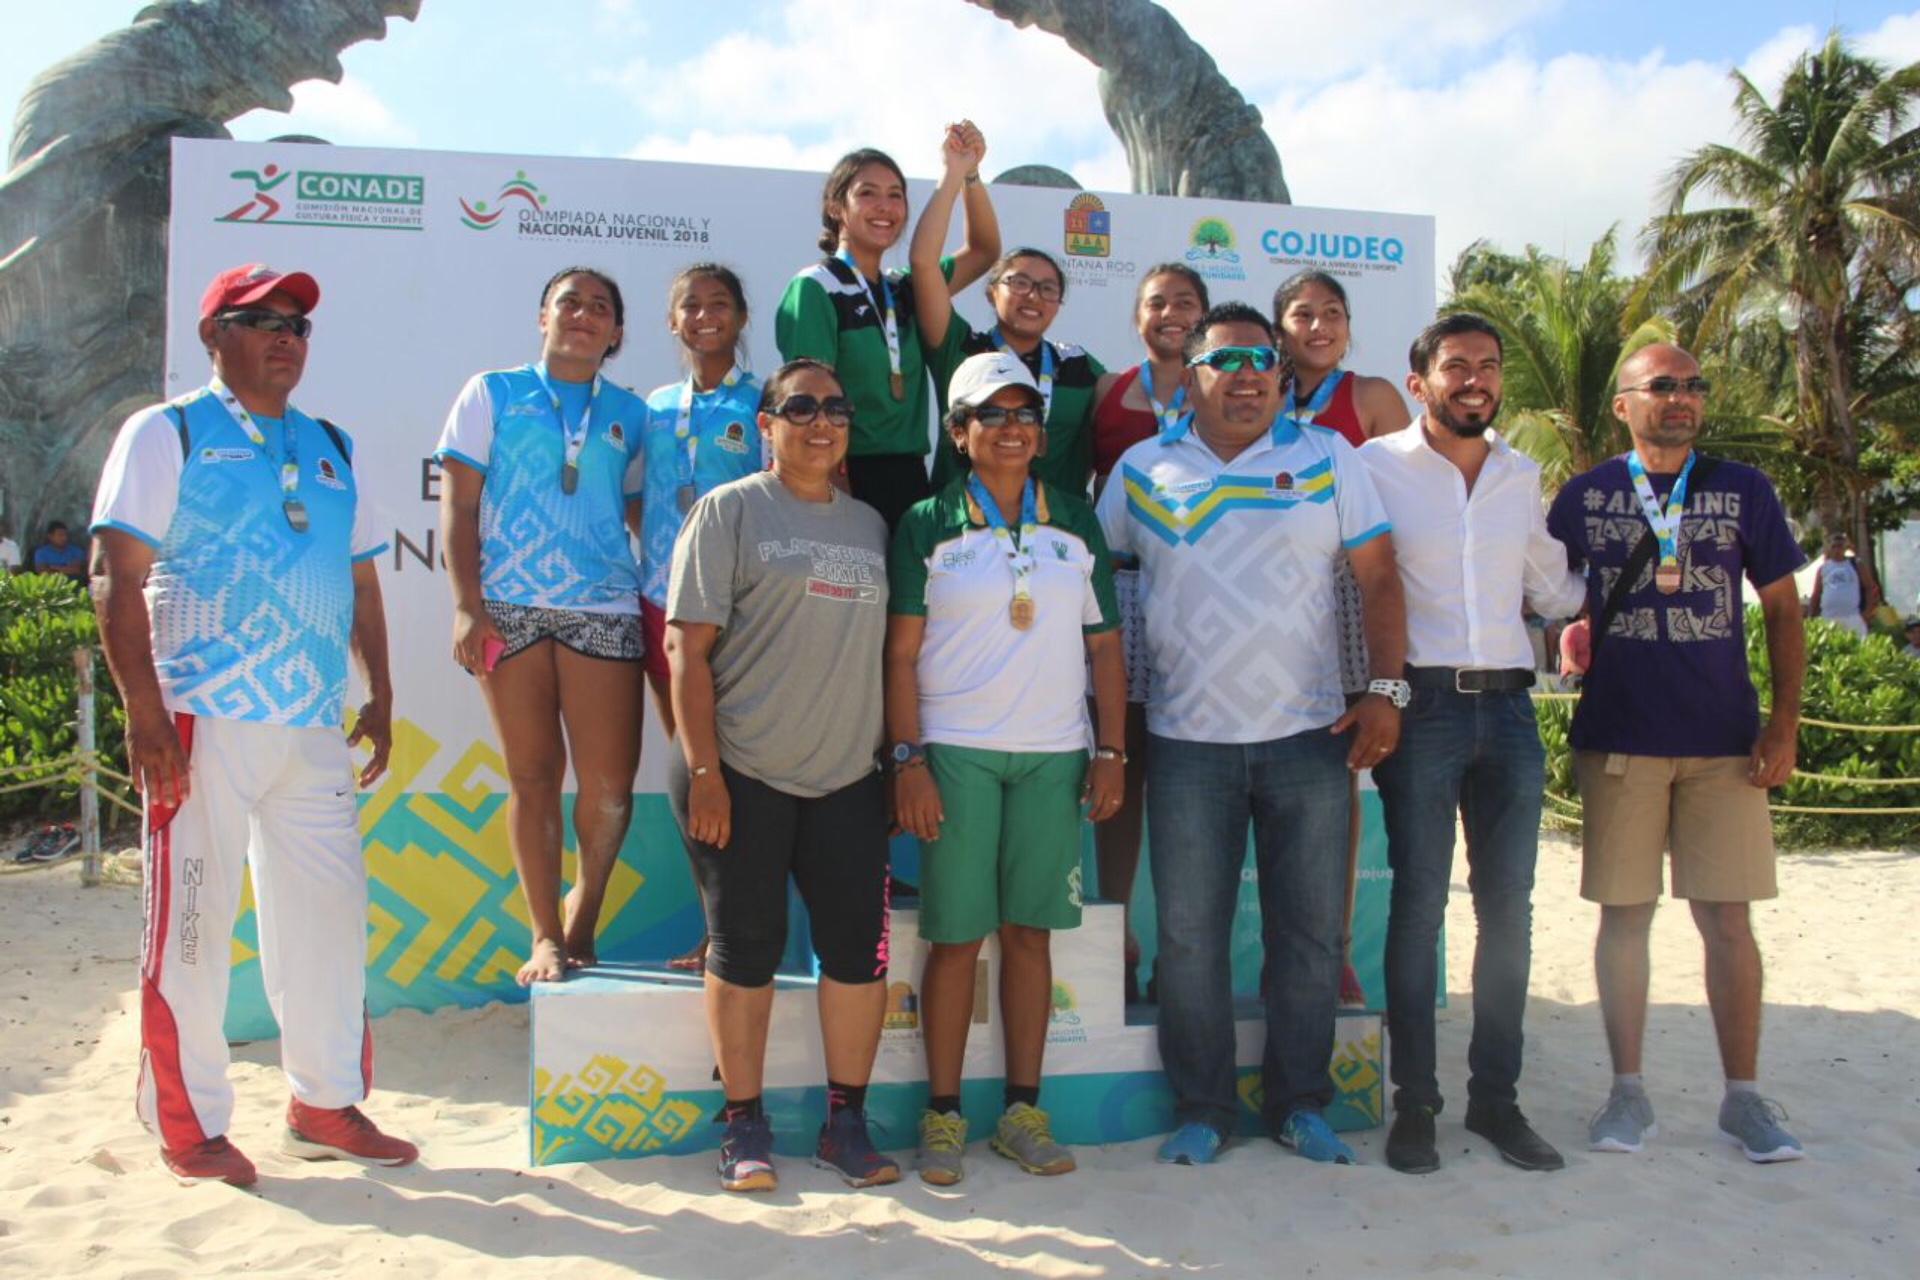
[990, 1102, 1075, 1175]
[917, 1108, 968, 1186]
[1588, 1088, 1658, 1153]
[1719, 1092, 1804, 1163]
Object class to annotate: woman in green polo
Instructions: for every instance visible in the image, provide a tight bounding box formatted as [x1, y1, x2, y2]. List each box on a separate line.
[884, 350, 1127, 1185]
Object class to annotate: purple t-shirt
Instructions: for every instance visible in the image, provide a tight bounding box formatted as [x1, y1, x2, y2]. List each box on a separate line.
[1547, 454, 1804, 757]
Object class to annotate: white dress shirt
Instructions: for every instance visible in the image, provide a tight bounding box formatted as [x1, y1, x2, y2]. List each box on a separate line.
[1358, 419, 1585, 670]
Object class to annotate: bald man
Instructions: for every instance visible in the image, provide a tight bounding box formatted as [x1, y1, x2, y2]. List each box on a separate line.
[1547, 344, 1808, 1164]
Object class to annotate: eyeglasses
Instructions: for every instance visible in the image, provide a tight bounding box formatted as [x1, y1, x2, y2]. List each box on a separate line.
[1621, 376, 1711, 397]
[216, 308, 312, 339]
[771, 394, 855, 426]
[996, 273, 1063, 302]
[1187, 345, 1280, 373]
[966, 404, 1043, 428]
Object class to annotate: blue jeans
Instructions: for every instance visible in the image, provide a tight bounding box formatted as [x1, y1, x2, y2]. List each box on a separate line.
[1146, 729, 1350, 1136]
[1372, 685, 1545, 1113]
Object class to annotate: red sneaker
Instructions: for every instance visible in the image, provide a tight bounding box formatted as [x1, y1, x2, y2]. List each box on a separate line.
[162, 1136, 258, 1187]
[1339, 962, 1368, 1010]
[283, 1099, 419, 1167]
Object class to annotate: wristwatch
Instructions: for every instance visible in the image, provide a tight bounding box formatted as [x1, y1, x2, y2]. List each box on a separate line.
[1093, 745, 1128, 764]
[889, 741, 927, 770]
[1367, 678, 1412, 709]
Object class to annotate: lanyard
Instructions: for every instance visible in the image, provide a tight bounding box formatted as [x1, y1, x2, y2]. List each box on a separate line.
[1625, 449, 1696, 567]
[674, 365, 744, 492]
[991, 329, 1055, 421]
[531, 362, 601, 494]
[208, 376, 307, 531]
[1138, 360, 1189, 435]
[1283, 368, 1346, 427]
[836, 251, 903, 393]
[968, 472, 1039, 628]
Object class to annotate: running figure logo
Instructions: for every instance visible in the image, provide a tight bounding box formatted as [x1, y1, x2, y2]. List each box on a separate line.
[220, 163, 291, 222]
[460, 170, 549, 231]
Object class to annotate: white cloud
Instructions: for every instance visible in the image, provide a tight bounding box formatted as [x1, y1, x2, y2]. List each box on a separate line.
[229, 76, 417, 147]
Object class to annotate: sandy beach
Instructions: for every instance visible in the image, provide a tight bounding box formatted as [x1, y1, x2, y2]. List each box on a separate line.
[0, 836, 1912, 1279]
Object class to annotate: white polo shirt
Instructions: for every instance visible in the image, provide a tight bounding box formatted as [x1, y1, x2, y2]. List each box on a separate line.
[1096, 416, 1390, 744]
[1358, 420, 1585, 670]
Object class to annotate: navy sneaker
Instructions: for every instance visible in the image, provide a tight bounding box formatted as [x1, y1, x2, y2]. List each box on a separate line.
[813, 1108, 901, 1188]
[718, 1111, 776, 1192]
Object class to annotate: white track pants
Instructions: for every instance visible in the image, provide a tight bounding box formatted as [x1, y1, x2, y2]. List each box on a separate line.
[137, 714, 372, 1149]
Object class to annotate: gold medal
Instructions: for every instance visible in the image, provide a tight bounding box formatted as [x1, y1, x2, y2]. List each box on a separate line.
[1010, 593, 1035, 630]
[1654, 561, 1682, 594]
[890, 371, 905, 401]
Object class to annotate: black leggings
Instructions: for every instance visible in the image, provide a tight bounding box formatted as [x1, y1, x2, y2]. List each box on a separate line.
[845, 453, 931, 534]
[668, 758, 890, 988]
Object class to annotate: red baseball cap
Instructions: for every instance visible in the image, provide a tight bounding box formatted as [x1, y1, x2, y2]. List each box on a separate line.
[199, 263, 321, 320]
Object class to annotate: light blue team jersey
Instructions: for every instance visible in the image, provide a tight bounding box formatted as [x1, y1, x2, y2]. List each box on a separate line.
[435, 364, 648, 613]
[89, 387, 388, 728]
[639, 373, 763, 607]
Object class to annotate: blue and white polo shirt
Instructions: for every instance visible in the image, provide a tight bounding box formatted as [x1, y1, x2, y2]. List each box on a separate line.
[638, 373, 764, 609]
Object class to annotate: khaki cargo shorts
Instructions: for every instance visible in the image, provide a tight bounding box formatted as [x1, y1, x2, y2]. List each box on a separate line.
[1574, 752, 1777, 905]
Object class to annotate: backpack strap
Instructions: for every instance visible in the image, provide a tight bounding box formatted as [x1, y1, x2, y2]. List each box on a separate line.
[316, 418, 353, 470]
[167, 405, 190, 459]
[1589, 453, 1721, 662]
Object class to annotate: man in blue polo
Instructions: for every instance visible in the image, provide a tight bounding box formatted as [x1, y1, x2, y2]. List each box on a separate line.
[90, 263, 417, 1187]
[1096, 302, 1408, 1166]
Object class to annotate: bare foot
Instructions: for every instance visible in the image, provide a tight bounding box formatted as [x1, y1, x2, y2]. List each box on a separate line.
[667, 936, 709, 973]
[517, 937, 568, 986]
[565, 949, 598, 971]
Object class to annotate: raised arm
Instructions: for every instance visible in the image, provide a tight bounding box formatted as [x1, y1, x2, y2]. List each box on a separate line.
[910, 123, 1001, 349]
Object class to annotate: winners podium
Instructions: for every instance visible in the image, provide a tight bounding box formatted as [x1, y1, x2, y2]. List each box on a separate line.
[527, 902, 1383, 1166]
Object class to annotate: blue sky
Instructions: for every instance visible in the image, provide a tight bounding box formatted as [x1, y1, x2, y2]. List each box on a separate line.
[6, 1, 1919, 270]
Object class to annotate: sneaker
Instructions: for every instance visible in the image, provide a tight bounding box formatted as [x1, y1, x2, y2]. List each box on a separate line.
[1156, 1121, 1223, 1166]
[718, 1110, 777, 1192]
[1588, 1088, 1657, 1154]
[916, 1108, 968, 1186]
[990, 1102, 1075, 1176]
[813, 1108, 901, 1188]
[1338, 962, 1368, 1009]
[1384, 1105, 1440, 1175]
[1719, 1092, 1804, 1164]
[1277, 1110, 1355, 1165]
[282, 1099, 419, 1167]
[1464, 1101, 1564, 1171]
[162, 1136, 257, 1187]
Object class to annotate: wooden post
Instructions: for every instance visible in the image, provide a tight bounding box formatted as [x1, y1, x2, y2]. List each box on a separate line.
[74, 647, 101, 886]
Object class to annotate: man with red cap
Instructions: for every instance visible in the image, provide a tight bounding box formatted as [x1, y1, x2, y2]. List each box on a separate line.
[89, 264, 417, 1186]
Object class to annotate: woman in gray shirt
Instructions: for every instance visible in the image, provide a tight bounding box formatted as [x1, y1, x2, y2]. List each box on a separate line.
[665, 358, 898, 1194]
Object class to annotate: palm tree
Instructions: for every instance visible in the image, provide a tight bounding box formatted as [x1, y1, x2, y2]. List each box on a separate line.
[1448, 229, 1671, 490]
[1640, 30, 1920, 568]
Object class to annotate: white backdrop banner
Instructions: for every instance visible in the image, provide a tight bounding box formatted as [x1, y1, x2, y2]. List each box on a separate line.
[165, 139, 1434, 1034]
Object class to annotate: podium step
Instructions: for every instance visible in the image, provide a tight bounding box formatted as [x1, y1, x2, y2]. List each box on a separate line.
[529, 904, 1382, 1167]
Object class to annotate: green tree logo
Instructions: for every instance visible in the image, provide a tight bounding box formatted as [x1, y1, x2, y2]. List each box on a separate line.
[1191, 217, 1235, 257]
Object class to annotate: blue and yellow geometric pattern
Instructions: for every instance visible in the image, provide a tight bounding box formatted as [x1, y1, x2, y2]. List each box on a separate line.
[1121, 458, 1335, 546]
[531, 1053, 706, 1165]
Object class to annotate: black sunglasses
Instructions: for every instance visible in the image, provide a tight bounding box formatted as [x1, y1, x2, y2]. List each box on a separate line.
[1620, 376, 1711, 397]
[966, 404, 1043, 428]
[771, 394, 854, 426]
[216, 308, 313, 339]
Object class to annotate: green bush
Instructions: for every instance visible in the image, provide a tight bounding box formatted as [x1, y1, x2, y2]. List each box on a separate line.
[0, 573, 126, 821]
[1539, 606, 1920, 848]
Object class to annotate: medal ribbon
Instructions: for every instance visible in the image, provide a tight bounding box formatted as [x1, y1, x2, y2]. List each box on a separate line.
[208, 375, 300, 506]
[531, 361, 602, 482]
[1138, 360, 1190, 437]
[837, 251, 902, 384]
[1282, 368, 1347, 429]
[991, 328, 1055, 421]
[1625, 449, 1696, 570]
[967, 472, 1039, 605]
[675, 364, 744, 492]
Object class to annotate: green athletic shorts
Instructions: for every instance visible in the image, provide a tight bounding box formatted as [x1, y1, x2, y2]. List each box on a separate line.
[918, 743, 1087, 943]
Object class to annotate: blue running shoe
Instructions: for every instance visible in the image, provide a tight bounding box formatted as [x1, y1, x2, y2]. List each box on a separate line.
[717, 1111, 776, 1192]
[1155, 1121, 1223, 1166]
[813, 1109, 901, 1188]
[1277, 1111, 1355, 1165]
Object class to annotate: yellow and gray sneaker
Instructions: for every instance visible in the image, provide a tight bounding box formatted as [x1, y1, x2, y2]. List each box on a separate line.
[917, 1108, 968, 1185]
[990, 1102, 1076, 1176]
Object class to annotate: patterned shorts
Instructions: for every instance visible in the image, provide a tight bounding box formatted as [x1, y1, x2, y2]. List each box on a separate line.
[484, 601, 645, 663]
[1333, 553, 1369, 695]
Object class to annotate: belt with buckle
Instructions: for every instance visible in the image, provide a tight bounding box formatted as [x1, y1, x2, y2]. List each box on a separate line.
[1404, 666, 1537, 694]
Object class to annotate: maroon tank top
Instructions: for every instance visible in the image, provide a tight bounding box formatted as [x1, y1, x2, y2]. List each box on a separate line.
[1091, 365, 1160, 477]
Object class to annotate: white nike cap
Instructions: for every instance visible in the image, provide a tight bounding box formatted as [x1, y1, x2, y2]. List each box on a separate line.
[948, 350, 1041, 413]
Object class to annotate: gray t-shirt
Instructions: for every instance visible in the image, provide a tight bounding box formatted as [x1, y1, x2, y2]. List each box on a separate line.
[667, 470, 890, 797]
